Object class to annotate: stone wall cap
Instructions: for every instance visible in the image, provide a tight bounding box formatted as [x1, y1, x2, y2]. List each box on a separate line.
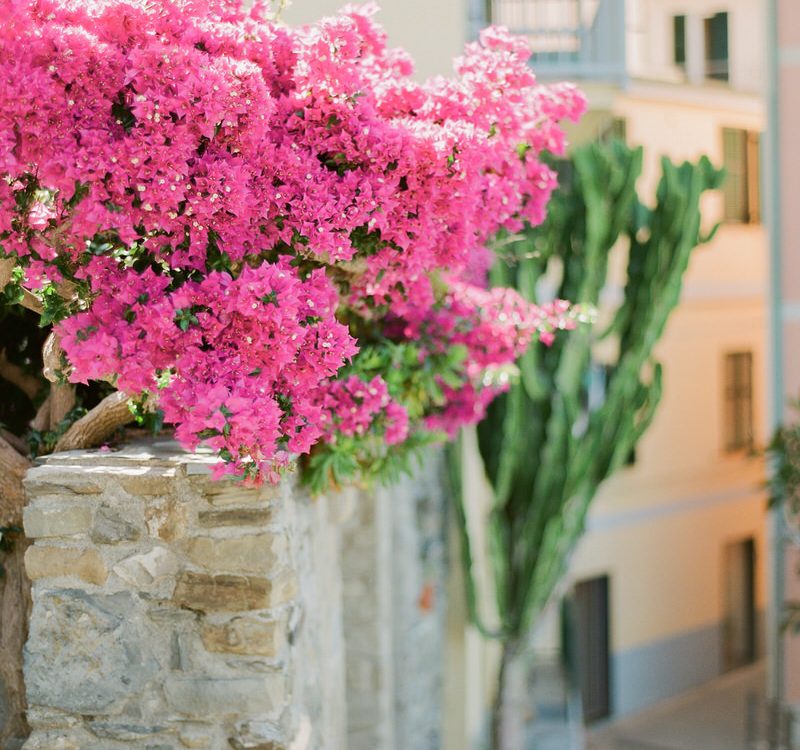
[29, 438, 221, 472]
[26, 438, 307, 493]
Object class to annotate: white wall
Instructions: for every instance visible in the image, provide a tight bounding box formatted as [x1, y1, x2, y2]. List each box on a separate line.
[628, 0, 766, 93]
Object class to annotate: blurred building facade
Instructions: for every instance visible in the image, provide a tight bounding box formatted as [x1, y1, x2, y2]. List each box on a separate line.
[291, 0, 770, 741]
[502, 0, 770, 725]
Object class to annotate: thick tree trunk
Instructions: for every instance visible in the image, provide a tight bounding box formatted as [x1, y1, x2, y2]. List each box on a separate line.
[490, 639, 528, 750]
[0, 257, 14, 290]
[0, 437, 31, 749]
[54, 390, 132, 452]
[0, 533, 31, 750]
[30, 394, 51, 433]
[48, 382, 76, 430]
[0, 430, 27, 459]
[0, 437, 29, 529]
[0, 351, 40, 402]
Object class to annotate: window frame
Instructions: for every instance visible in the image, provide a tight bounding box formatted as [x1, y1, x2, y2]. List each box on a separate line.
[723, 351, 754, 454]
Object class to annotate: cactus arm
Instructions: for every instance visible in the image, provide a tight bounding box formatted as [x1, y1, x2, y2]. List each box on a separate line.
[459, 142, 719, 648]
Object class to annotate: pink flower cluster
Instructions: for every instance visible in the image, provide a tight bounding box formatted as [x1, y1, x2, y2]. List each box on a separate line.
[58, 257, 356, 477]
[0, 0, 585, 482]
[409, 284, 577, 435]
[315, 375, 409, 446]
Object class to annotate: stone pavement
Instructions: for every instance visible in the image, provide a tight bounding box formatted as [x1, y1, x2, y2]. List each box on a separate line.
[587, 662, 766, 750]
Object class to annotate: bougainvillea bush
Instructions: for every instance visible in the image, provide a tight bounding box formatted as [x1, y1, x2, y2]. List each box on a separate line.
[0, 0, 584, 490]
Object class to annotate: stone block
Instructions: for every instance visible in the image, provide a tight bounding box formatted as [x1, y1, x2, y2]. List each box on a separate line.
[172, 571, 297, 613]
[88, 720, 168, 740]
[25, 546, 107, 585]
[202, 481, 279, 506]
[146, 604, 197, 626]
[146, 495, 189, 542]
[230, 720, 286, 750]
[112, 547, 179, 588]
[173, 572, 266, 612]
[23, 467, 103, 496]
[25, 590, 159, 713]
[185, 535, 287, 574]
[163, 676, 286, 718]
[196, 508, 273, 529]
[25, 705, 83, 730]
[116, 466, 177, 496]
[178, 725, 213, 748]
[23, 506, 92, 539]
[201, 616, 285, 657]
[91, 504, 142, 544]
[19, 729, 86, 750]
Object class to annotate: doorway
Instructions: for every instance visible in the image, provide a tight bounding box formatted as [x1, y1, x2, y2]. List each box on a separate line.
[722, 537, 756, 672]
[573, 575, 612, 723]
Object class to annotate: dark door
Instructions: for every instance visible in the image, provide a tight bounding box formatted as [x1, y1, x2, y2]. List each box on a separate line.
[573, 575, 611, 723]
[722, 538, 756, 671]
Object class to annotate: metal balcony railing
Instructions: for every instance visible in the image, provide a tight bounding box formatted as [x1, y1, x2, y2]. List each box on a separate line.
[477, 0, 628, 84]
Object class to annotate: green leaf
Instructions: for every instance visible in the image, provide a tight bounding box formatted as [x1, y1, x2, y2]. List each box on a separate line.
[111, 91, 136, 133]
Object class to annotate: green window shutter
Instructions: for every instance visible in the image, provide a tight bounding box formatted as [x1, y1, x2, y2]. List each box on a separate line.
[705, 12, 729, 81]
[673, 15, 686, 67]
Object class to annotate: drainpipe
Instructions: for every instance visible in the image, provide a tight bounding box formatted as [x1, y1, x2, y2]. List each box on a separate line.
[766, 0, 785, 706]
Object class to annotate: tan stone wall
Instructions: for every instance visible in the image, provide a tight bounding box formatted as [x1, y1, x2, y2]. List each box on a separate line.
[21, 440, 345, 750]
[20, 440, 447, 749]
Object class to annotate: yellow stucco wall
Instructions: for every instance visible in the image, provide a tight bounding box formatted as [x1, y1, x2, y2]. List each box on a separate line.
[561, 85, 768, 652]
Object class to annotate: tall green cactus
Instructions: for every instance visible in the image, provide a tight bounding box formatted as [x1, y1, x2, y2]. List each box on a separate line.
[449, 140, 723, 747]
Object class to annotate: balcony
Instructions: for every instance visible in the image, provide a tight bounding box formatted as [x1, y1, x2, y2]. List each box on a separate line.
[476, 0, 628, 85]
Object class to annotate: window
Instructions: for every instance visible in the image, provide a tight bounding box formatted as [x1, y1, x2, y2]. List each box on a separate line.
[673, 15, 687, 70]
[598, 117, 627, 145]
[704, 12, 729, 81]
[722, 538, 757, 671]
[722, 128, 761, 224]
[571, 575, 611, 723]
[724, 352, 753, 452]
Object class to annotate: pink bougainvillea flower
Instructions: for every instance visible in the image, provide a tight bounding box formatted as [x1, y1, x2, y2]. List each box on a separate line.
[0, 0, 585, 484]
